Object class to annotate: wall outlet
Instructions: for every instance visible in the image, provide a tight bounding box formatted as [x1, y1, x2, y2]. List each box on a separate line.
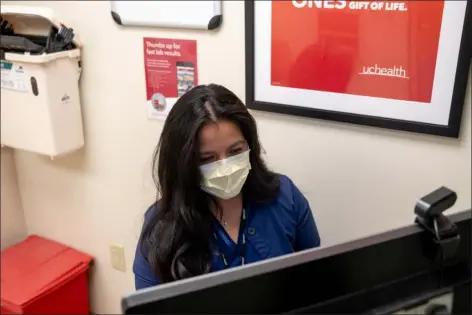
[110, 245, 126, 272]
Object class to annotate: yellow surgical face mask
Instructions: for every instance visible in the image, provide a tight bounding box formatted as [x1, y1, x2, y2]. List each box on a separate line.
[199, 150, 251, 200]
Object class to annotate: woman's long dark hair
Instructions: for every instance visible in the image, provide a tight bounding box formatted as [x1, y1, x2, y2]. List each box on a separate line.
[140, 84, 280, 283]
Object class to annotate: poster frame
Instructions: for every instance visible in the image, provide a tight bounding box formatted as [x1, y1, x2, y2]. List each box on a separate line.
[245, 1, 472, 138]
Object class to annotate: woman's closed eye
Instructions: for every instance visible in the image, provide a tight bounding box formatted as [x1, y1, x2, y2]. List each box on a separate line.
[199, 145, 247, 165]
[228, 147, 243, 156]
[200, 156, 214, 164]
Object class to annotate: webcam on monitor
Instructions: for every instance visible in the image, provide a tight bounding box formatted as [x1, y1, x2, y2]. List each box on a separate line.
[414, 186, 460, 264]
[415, 186, 457, 219]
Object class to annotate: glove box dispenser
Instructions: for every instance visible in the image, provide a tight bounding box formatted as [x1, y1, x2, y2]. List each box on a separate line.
[0, 5, 84, 157]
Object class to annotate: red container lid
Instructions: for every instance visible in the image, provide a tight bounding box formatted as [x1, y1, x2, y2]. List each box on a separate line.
[1, 235, 92, 308]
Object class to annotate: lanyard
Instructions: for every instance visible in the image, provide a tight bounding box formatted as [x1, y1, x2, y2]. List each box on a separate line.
[213, 208, 247, 269]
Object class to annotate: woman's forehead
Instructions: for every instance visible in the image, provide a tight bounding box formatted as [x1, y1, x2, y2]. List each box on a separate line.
[199, 120, 245, 153]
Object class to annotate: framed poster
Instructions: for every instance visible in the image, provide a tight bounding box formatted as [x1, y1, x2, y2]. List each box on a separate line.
[245, 1, 472, 138]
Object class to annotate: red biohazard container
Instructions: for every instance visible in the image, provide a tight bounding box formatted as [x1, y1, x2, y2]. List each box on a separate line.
[0, 235, 93, 314]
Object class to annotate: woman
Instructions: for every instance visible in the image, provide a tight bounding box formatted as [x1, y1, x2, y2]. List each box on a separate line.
[134, 84, 320, 289]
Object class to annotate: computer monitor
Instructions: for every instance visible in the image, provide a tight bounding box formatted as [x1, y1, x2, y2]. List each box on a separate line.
[122, 209, 471, 314]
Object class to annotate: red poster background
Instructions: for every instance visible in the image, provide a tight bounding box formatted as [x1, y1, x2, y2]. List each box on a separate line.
[271, 1, 444, 103]
[143, 38, 198, 100]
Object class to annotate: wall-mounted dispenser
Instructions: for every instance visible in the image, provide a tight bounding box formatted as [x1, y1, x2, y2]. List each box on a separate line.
[0, 5, 84, 157]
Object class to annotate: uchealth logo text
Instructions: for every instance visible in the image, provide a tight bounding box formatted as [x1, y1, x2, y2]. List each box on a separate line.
[359, 65, 409, 79]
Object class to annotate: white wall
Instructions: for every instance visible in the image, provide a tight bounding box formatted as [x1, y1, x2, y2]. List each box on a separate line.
[1, 148, 27, 249]
[2, 1, 471, 313]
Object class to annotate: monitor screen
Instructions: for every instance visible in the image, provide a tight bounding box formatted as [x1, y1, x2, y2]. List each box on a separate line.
[122, 210, 471, 314]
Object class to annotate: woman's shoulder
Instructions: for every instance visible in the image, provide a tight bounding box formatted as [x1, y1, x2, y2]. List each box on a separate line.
[139, 201, 161, 253]
[143, 200, 164, 226]
[144, 202, 158, 222]
[254, 174, 307, 215]
[275, 174, 305, 204]
[251, 174, 315, 247]
[138, 203, 157, 249]
[134, 202, 161, 288]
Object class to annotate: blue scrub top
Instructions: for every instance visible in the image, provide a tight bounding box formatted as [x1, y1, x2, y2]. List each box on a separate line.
[133, 175, 321, 289]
